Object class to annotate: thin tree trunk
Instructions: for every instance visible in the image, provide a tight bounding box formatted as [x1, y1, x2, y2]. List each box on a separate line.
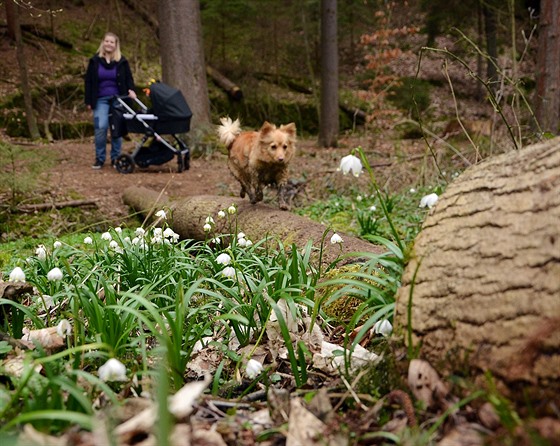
[6, 0, 40, 140]
[318, 0, 339, 148]
[535, 0, 560, 134]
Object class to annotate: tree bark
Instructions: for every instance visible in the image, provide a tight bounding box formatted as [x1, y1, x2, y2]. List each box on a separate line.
[318, 0, 339, 148]
[6, 0, 40, 140]
[158, 0, 211, 129]
[122, 187, 383, 267]
[535, 0, 560, 134]
[395, 137, 560, 406]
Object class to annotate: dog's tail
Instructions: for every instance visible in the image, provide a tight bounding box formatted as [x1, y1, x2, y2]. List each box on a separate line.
[217, 117, 241, 149]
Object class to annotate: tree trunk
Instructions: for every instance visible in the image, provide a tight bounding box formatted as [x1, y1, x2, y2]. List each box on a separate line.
[158, 0, 211, 130]
[318, 0, 339, 148]
[535, 0, 560, 134]
[122, 187, 383, 267]
[6, 0, 40, 140]
[395, 137, 560, 409]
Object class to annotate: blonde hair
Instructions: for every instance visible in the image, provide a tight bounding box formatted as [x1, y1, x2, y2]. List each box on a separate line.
[96, 32, 122, 62]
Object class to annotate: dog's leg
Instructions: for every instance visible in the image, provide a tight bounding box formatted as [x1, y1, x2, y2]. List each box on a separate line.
[277, 183, 289, 210]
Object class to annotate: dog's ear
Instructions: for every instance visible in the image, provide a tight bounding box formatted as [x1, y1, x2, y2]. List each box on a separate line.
[280, 123, 297, 138]
[260, 121, 276, 135]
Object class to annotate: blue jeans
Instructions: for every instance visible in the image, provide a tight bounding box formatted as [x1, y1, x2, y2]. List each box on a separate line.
[93, 96, 121, 164]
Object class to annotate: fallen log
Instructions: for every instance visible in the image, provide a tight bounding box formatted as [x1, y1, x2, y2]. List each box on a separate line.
[395, 136, 560, 411]
[206, 65, 243, 101]
[122, 187, 383, 267]
[17, 199, 97, 213]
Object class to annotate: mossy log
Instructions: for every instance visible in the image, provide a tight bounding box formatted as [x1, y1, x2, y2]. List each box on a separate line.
[395, 137, 560, 412]
[122, 187, 383, 266]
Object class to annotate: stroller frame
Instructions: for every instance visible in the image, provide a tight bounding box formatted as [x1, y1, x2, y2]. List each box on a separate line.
[113, 96, 190, 174]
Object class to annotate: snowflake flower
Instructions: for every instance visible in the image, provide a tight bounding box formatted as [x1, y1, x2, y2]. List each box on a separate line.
[203, 223, 212, 232]
[205, 216, 215, 224]
[47, 267, 63, 281]
[216, 253, 232, 265]
[245, 239, 253, 247]
[338, 154, 363, 177]
[40, 294, 54, 310]
[9, 267, 26, 282]
[84, 236, 93, 245]
[409, 188, 416, 193]
[114, 227, 122, 234]
[373, 319, 393, 337]
[155, 209, 167, 220]
[419, 193, 439, 209]
[101, 232, 112, 241]
[330, 233, 343, 244]
[135, 227, 145, 237]
[53, 241, 62, 249]
[245, 359, 263, 379]
[35, 245, 47, 261]
[56, 319, 72, 338]
[218, 210, 226, 218]
[98, 358, 127, 382]
[227, 205, 237, 214]
[222, 266, 236, 278]
[237, 237, 247, 247]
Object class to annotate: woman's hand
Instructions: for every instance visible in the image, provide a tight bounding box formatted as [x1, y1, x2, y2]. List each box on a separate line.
[128, 89, 137, 100]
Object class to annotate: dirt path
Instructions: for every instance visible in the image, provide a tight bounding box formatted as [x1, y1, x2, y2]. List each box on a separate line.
[40, 137, 354, 223]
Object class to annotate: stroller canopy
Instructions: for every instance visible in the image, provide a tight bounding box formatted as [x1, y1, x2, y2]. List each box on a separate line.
[149, 82, 193, 122]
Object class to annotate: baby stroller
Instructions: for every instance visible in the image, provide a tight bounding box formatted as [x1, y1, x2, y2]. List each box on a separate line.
[111, 82, 192, 174]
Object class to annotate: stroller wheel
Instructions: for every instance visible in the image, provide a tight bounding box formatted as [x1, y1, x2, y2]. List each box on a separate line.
[183, 151, 190, 171]
[115, 154, 135, 174]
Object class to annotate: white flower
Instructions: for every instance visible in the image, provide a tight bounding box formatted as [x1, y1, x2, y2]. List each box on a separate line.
[227, 205, 237, 214]
[222, 266, 236, 278]
[237, 237, 247, 247]
[153, 227, 163, 237]
[237, 232, 246, 239]
[210, 237, 221, 245]
[47, 267, 63, 281]
[245, 359, 263, 379]
[9, 267, 26, 282]
[245, 239, 253, 247]
[135, 227, 145, 237]
[53, 241, 62, 249]
[356, 195, 363, 202]
[123, 236, 131, 243]
[338, 154, 363, 177]
[373, 319, 393, 337]
[35, 245, 47, 260]
[163, 228, 179, 242]
[114, 227, 122, 234]
[218, 210, 226, 218]
[409, 188, 416, 193]
[151, 235, 163, 244]
[101, 232, 112, 241]
[40, 294, 54, 310]
[98, 358, 127, 382]
[205, 216, 215, 224]
[203, 223, 212, 232]
[155, 209, 167, 219]
[131, 237, 140, 245]
[56, 319, 72, 338]
[330, 233, 343, 244]
[419, 193, 439, 209]
[369, 205, 377, 211]
[216, 253, 232, 265]
[109, 240, 119, 250]
[84, 236, 93, 245]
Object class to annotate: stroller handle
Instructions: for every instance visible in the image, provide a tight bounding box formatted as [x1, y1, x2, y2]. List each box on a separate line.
[114, 95, 149, 113]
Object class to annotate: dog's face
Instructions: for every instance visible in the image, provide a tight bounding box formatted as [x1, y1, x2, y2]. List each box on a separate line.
[257, 122, 296, 164]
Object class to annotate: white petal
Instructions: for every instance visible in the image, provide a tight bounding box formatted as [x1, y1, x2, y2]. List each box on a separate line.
[216, 253, 232, 265]
[245, 359, 263, 379]
[9, 267, 26, 282]
[47, 267, 63, 281]
[330, 233, 343, 244]
[98, 358, 127, 382]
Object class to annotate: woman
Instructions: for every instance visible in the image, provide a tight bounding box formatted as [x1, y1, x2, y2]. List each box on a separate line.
[85, 32, 136, 169]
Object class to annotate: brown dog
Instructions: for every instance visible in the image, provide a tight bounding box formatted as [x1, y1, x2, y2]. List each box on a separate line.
[218, 117, 296, 210]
